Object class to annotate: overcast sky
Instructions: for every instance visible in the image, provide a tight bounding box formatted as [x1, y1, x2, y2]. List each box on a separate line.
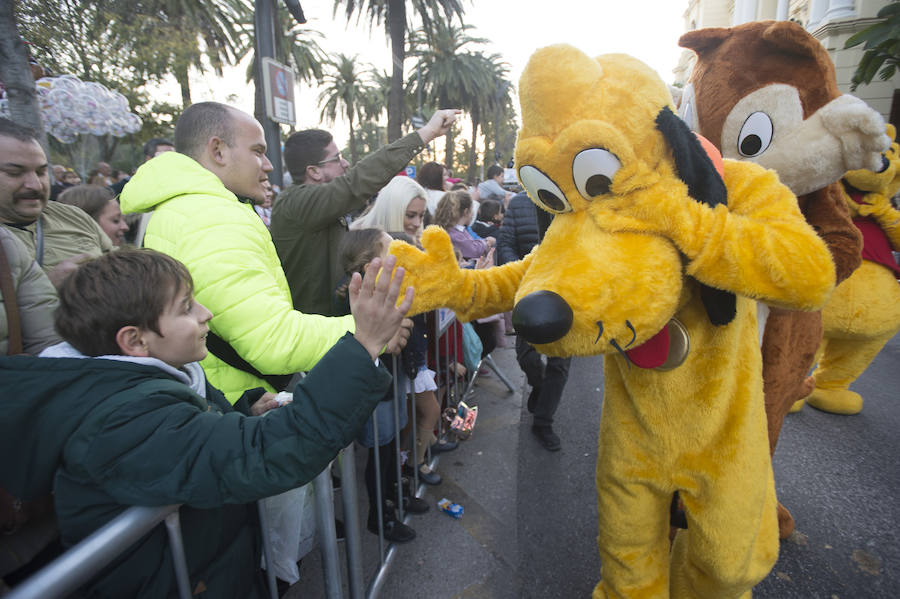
[179, 0, 691, 147]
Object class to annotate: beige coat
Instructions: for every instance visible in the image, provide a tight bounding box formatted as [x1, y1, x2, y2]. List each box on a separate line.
[0, 227, 60, 355]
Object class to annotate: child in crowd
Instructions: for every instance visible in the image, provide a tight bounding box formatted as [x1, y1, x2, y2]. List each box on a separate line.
[433, 190, 495, 266]
[471, 199, 503, 241]
[57, 184, 130, 246]
[335, 229, 430, 543]
[0, 248, 412, 598]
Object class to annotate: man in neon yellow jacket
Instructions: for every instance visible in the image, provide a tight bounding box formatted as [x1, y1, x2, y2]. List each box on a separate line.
[121, 102, 402, 402]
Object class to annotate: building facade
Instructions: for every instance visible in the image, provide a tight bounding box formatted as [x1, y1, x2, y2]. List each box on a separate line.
[675, 0, 898, 127]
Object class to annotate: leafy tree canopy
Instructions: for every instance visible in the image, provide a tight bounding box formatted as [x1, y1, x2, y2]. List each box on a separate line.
[845, 1, 900, 90]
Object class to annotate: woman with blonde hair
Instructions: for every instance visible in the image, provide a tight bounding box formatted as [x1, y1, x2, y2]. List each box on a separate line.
[351, 176, 427, 242]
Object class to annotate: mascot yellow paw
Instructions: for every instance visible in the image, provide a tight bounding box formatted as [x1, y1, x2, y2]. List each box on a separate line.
[388, 226, 473, 317]
[389, 226, 530, 321]
[788, 398, 806, 413]
[806, 388, 863, 415]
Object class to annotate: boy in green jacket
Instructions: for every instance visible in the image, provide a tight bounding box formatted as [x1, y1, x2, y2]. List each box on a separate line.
[0, 248, 413, 598]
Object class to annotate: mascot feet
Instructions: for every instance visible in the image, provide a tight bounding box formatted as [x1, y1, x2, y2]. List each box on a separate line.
[788, 398, 805, 413]
[777, 501, 795, 540]
[806, 388, 863, 415]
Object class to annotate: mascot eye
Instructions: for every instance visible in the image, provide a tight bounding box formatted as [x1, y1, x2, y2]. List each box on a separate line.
[737, 111, 773, 157]
[572, 148, 621, 199]
[518, 165, 571, 213]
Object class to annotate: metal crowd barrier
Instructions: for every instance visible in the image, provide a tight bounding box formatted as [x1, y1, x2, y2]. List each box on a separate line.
[312, 308, 514, 599]
[7, 310, 513, 599]
[4, 502, 278, 599]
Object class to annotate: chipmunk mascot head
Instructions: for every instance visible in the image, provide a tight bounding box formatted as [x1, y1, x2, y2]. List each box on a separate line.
[679, 20, 890, 539]
[391, 44, 836, 598]
[806, 125, 900, 415]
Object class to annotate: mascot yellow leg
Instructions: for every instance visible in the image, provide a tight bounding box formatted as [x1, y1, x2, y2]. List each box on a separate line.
[591, 349, 779, 599]
[667, 461, 778, 599]
[807, 262, 900, 415]
[807, 334, 896, 414]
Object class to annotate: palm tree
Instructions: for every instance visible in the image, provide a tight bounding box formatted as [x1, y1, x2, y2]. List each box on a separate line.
[408, 20, 497, 169]
[124, 0, 253, 107]
[464, 54, 511, 182]
[845, 2, 900, 91]
[318, 54, 375, 163]
[0, 0, 45, 148]
[332, 0, 465, 142]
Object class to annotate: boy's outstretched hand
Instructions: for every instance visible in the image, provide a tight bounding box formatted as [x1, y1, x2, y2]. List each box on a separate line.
[349, 255, 414, 360]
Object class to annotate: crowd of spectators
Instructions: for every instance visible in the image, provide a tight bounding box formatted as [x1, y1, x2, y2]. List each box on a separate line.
[0, 104, 530, 596]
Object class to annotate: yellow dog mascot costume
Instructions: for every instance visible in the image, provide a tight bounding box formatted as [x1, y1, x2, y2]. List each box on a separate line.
[803, 126, 900, 414]
[391, 45, 836, 598]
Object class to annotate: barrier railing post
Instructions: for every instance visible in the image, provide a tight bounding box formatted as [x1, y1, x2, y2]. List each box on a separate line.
[391, 355, 405, 524]
[163, 510, 193, 599]
[256, 501, 279, 599]
[339, 443, 365, 599]
[484, 354, 516, 392]
[314, 465, 344, 599]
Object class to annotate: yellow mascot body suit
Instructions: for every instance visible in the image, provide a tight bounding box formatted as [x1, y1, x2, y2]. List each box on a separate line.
[808, 126, 900, 414]
[390, 46, 836, 598]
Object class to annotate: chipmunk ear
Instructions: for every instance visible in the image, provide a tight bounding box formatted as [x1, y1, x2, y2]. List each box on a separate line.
[656, 105, 736, 326]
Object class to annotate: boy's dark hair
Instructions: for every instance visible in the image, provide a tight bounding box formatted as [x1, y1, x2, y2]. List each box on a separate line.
[55, 248, 194, 357]
[174, 102, 236, 161]
[335, 228, 386, 300]
[416, 161, 445, 191]
[143, 137, 174, 159]
[283, 129, 333, 183]
[486, 164, 504, 179]
[0, 118, 37, 143]
[57, 185, 114, 220]
[478, 199, 502, 222]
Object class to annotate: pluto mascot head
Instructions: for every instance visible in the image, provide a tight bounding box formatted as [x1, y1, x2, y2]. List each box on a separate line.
[510, 48, 735, 365]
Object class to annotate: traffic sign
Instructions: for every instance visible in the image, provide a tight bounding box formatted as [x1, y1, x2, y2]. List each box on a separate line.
[261, 57, 295, 125]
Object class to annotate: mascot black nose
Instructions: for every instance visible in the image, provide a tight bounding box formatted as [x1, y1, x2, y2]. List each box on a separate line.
[512, 290, 573, 345]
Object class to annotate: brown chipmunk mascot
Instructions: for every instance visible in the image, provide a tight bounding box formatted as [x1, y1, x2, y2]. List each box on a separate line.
[391, 44, 836, 599]
[678, 20, 890, 539]
[799, 125, 900, 415]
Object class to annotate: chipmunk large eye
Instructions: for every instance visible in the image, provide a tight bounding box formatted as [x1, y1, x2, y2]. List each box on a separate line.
[737, 111, 773, 157]
[518, 165, 570, 213]
[572, 148, 621, 199]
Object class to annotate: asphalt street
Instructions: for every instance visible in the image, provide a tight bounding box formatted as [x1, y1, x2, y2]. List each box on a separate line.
[294, 330, 900, 598]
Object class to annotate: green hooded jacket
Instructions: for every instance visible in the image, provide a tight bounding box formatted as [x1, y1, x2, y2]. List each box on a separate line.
[0, 334, 390, 598]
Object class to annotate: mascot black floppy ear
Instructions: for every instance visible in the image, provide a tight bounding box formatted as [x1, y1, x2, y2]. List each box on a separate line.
[537, 208, 553, 242]
[656, 106, 737, 326]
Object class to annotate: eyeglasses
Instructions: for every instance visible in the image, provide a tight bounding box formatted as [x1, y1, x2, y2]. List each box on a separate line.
[316, 151, 344, 166]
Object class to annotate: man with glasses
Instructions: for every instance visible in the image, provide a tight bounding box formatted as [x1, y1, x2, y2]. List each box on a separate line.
[273, 109, 459, 316]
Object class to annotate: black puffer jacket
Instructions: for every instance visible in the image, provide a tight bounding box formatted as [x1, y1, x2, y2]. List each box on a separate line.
[496, 192, 540, 264]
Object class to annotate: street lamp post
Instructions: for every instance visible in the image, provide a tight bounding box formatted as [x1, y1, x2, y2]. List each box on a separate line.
[254, 0, 282, 186]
